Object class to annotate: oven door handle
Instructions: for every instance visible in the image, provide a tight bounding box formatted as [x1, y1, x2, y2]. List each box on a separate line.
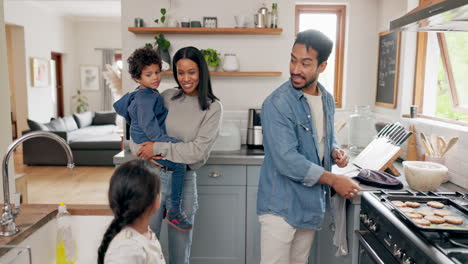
[355, 230, 386, 264]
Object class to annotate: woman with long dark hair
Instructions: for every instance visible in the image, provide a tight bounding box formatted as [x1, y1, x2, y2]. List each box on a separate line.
[97, 159, 164, 263]
[135, 46, 223, 263]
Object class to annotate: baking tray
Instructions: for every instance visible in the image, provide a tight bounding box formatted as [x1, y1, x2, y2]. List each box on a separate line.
[383, 195, 468, 233]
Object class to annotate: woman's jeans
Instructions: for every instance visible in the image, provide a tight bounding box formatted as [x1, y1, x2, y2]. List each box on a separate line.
[156, 159, 187, 214]
[150, 168, 199, 264]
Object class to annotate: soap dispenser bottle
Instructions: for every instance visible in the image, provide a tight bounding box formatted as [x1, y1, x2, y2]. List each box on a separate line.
[56, 202, 77, 264]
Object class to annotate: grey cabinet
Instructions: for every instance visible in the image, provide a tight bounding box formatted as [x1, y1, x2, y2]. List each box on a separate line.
[246, 166, 261, 264]
[190, 165, 247, 264]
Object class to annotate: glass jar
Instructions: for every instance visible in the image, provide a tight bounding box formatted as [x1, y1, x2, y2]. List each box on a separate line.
[348, 105, 376, 155]
[222, 53, 239, 72]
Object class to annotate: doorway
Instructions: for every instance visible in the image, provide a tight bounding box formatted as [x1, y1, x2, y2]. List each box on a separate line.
[5, 24, 27, 140]
[51, 52, 64, 117]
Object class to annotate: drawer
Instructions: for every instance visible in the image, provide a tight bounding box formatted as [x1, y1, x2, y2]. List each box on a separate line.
[247, 166, 261, 186]
[196, 165, 246, 186]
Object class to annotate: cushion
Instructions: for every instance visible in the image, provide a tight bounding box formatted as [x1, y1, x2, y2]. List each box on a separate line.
[62, 116, 78, 131]
[73, 111, 93, 128]
[92, 111, 117, 125]
[27, 119, 49, 131]
[44, 118, 66, 131]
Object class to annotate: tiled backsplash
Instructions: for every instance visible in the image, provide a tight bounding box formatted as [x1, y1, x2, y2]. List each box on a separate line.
[222, 110, 249, 144]
[401, 118, 468, 189]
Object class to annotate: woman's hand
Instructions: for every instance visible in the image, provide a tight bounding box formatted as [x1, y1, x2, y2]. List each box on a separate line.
[150, 156, 166, 167]
[137, 142, 155, 160]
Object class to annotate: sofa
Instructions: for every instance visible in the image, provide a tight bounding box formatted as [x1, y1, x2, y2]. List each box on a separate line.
[22, 111, 122, 166]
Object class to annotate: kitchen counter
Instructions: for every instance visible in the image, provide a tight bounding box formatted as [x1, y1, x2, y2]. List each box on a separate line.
[113, 145, 265, 166]
[0, 204, 111, 257]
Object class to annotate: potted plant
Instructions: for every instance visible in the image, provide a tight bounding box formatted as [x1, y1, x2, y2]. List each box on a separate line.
[154, 8, 167, 25]
[72, 89, 89, 113]
[200, 48, 221, 71]
[146, 33, 171, 70]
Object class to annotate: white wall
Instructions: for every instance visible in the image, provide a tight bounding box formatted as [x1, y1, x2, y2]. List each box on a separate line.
[121, 0, 381, 111]
[70, 19, 121, 113]
[4, 2, 121, 121]
[4, 2, 73, 122]
[0, 0, 15, 203]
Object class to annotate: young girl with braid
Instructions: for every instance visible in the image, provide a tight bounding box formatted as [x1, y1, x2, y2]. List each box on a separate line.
[97, 159, 165, 264]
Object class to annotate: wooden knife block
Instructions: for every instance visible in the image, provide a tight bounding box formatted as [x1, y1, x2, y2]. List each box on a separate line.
[353, 143, 404, 176]
[380, 148, 404, 176]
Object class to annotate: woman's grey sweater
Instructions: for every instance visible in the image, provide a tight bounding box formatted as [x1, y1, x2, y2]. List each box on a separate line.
[152, 88, 223, 169]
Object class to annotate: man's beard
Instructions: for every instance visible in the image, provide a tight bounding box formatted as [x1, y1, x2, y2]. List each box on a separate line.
[290, 74, 317, 90]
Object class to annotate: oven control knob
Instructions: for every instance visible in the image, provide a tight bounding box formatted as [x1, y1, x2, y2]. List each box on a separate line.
[393, 244, 402, 258]
[370, 223, 377, 232]
[403, 255, 414, 264]
[364, 218, 372, 225]
[359, 214, 368, 221]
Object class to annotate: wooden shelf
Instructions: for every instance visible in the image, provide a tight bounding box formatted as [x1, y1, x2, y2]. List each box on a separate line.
[129, 27, 283, 35]
[161, 71, 281, 76]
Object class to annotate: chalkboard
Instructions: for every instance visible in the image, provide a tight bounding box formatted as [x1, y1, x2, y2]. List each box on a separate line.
[375, 31, 401, 108]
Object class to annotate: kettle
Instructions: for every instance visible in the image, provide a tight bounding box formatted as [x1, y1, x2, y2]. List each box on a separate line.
[254, 5, 268, 28]
[247, 109, 263, 148]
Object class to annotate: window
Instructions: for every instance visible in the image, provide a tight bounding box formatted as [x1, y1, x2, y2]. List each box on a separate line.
[413, 1, 468, 124]
[295, 5, 346, 108]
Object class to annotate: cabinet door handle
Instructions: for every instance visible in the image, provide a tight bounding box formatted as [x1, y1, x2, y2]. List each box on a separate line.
[208, 172, 222, 178]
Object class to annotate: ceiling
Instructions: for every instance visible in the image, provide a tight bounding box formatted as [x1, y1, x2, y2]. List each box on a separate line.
[6, 0, 121, 19]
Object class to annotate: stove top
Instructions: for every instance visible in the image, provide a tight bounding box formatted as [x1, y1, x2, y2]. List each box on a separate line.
[361, 191, 468, 264]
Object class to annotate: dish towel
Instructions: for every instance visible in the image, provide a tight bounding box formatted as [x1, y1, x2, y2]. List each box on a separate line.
[332, 195, 348, 256]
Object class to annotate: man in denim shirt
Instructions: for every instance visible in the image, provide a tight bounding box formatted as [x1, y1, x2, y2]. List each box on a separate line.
[257, 29, 361, 264]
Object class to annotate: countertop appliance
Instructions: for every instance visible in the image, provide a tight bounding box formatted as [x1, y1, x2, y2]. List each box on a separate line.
[390, 0, 468, 32]
[247, 108, 263, 149]
[358, 190, 468, 264]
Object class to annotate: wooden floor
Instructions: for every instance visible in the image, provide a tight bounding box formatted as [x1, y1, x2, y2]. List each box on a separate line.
[14, 151, 114, 205]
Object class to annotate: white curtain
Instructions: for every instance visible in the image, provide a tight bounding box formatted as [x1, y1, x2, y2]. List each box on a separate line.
[101, 49, 115, 111]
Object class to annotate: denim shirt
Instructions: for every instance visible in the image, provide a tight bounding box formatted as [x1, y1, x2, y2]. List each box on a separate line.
[113, 87, 179, 144]
[257, 80, 339, 229]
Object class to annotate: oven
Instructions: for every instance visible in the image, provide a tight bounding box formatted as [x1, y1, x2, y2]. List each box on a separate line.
[356, 229, 399, 264]
[358, 191, 466, 264]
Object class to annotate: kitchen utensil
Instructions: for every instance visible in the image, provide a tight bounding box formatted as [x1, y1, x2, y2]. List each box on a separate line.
[403, 161, 448, 191]
[441, 136, 458, 156]
[254, 4, 268, 28]
[420, 132, 434, 157]
[406, 125, 418, 161]
[436, 136, 447, 156]
[430, 134, 439, 156]
[334, 120, 346, 133]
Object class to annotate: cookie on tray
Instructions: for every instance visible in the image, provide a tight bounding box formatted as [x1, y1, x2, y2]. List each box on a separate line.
[444, 216, 464, 225]
[400, 207, 415, 213]
[414, 219, 431, 226]
[407, 213, 423, 219]
[418, 209, 434, 217]
[405, 201, 421, 208]
[427, 201, 445, 209]
[439, 223, 456, 228]
[392, 201, 406, 207]
[424, 215, 445, 224]
[433, 209, 451, 217]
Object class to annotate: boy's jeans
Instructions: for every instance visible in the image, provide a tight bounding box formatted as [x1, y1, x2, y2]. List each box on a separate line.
[157, 159, 187, 213]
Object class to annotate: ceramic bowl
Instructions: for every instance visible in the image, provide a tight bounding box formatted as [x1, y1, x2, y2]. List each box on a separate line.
[403, 161, 448, 191]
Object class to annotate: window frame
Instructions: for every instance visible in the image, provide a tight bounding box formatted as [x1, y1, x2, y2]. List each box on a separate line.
[295, 5, 346, 108]
[412, 0, 468, 124]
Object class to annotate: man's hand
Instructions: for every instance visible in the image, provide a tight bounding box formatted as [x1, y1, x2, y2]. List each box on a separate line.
[137, 141, 155, 160]
[331, 174, 361, 199]
[332, 148, 349, 168]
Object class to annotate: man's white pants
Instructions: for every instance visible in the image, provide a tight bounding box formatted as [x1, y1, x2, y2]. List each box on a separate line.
[259, 214, 316, 264]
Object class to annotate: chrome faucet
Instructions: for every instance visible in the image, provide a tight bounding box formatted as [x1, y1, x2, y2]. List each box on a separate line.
[1, 131, 74, 236]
